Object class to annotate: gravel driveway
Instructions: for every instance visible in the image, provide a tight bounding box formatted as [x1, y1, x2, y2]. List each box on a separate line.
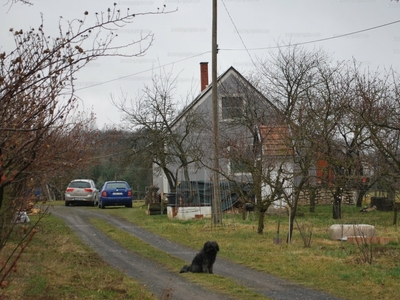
[51, 206, 341, 300]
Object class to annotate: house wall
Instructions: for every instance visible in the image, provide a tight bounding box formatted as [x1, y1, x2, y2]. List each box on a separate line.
[261, 159, 294, 207]
[152, 164, 170, 194]
[167, 206, 212, 220]
[154, 67, 280, 194]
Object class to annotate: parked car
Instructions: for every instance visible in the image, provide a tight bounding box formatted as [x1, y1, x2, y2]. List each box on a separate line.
[98, 181, 133, 209]
[65, 179, 99, 206]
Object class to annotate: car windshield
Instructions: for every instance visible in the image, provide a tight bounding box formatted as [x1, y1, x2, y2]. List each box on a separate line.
[69, 181, 91, 188]
[106, 182, 127, 189]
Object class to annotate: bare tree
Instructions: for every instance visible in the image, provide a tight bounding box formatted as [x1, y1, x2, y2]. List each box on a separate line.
[354, 67, 400, 203]
[114, 68, 205, 193]
[5, 0, 33, 7]
[256, 46, 331, 234]
[1, 4, 174, 203]
[310, 62, 389, 217]
[258, 46, 383, 224]
[0, 3, 175, 287]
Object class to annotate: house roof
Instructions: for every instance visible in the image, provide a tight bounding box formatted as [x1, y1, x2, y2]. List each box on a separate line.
[259, 125, 293, 156]
[171, 66, 276, 128]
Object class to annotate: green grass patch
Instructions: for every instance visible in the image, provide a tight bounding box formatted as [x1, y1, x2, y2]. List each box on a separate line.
[90, 217, 268, 300]
[7, 201, 399, 300]
[98, 202, 400, 300]
[1, 213, 155, 300]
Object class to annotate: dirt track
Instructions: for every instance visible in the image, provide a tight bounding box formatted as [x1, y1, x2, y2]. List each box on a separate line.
[51, 206, 341, 300]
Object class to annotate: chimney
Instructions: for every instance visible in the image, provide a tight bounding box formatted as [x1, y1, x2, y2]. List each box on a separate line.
[200, 62, 209, 92]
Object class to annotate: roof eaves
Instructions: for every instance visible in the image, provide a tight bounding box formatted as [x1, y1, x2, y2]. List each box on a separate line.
[170, 66, 235, 128]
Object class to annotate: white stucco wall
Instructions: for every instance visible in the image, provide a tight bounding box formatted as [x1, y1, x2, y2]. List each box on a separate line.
[261, 160, 294, 207]
[167, 206, 212, 220]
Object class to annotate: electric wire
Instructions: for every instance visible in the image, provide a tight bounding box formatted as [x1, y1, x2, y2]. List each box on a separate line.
[75, 51, 211, 91]
[76, 18, 400, 91]
[220, 19, 400, 51]
[221, 0, 257, 69]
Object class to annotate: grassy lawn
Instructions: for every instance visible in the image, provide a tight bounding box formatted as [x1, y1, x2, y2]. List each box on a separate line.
[0, 211, 155, 300]
[1, 201, 399, 299]
[101, 202, 400, 300]
[90, 217, 267, 300]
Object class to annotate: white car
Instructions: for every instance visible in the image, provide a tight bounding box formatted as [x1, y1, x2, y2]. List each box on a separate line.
[64, 179, 99, 206]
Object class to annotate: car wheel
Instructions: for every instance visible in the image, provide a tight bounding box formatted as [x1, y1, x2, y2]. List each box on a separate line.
[65, 201, 69, 206]
[100, 201, 105, 209]
[125, 202, 132, 208]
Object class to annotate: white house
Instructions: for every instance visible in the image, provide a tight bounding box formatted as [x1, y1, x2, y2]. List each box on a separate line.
[152, 63, 293, 218]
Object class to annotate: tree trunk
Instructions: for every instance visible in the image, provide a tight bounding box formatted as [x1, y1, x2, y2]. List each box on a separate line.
[394, 203, 400, 225]
[287, 195, 299, 243]
[356, 189, 366, 207]
[332, 194, 342, 219]
[287, 210, 295, 243]
[0, 185, 3, 210]
[387, 189, 395, 202]
[309, 187, 316, 213]
[287, 186, 302, 241]
[163, 168, 176, 192]
[257, 210, 266, 234]
[0, 147, 3, 209]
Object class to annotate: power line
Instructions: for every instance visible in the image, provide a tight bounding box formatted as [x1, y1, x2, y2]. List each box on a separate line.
[220, 19, 400, 52]
[75, 18, 400, 91]
[75, 51, 210, 91]
[221, 0, 257, 68]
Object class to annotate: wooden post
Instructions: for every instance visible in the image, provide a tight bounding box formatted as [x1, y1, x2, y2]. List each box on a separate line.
[211, 0, 222, 225]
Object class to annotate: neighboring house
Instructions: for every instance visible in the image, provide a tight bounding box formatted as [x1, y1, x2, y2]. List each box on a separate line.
[153, 63, 283, 205]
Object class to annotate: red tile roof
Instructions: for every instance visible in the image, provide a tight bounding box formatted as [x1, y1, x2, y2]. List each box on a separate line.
[259, 125, 293, 156]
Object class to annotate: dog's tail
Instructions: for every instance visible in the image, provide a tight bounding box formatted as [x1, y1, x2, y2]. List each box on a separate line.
[180, 265, 190, 273]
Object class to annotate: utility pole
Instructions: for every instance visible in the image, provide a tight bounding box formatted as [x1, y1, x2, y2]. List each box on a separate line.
[212, 0, 222, 225]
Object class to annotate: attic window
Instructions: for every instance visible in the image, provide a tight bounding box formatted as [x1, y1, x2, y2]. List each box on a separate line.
[222, 96, 243, 120]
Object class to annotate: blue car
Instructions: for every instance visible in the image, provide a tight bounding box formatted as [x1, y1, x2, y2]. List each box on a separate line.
[98, 181, 133, 209]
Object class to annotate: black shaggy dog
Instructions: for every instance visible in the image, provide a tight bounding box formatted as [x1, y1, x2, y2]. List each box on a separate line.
[180, 241, 219, 274]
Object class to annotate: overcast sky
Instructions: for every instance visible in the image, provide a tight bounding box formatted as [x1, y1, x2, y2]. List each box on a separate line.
[2, 0, 400, 129]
